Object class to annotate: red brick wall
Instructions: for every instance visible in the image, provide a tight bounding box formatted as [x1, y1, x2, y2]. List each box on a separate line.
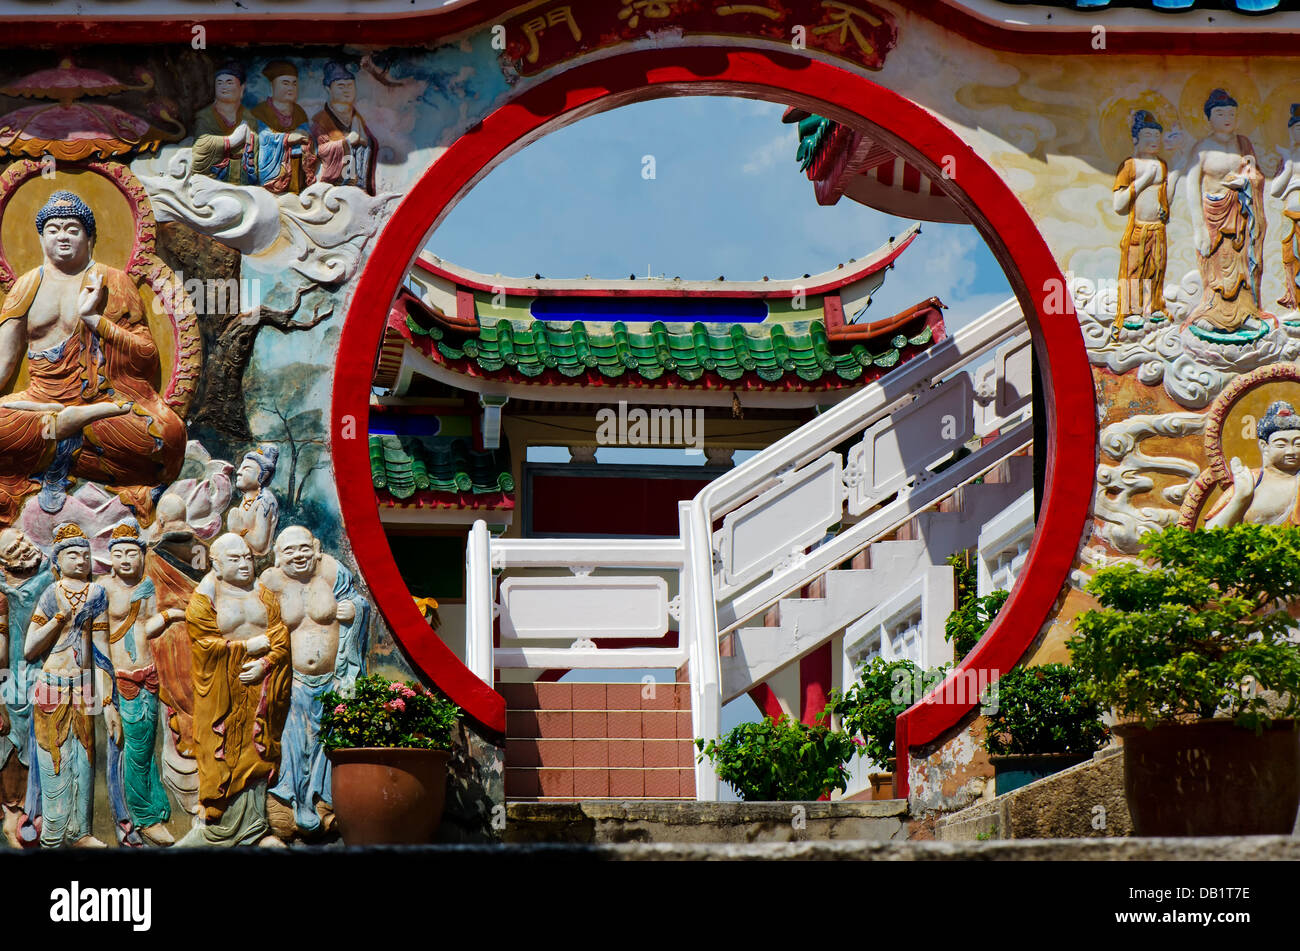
[501, 682, 696, 800]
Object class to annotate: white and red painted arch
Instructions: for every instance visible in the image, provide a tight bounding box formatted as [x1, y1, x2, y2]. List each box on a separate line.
[329, 43, 1097, 800]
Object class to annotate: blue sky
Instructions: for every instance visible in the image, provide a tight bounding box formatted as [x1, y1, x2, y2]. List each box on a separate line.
[433, 96, 1012, 329]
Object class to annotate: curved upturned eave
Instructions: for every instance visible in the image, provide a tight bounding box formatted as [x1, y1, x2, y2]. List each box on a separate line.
[413, 224, 922, 301]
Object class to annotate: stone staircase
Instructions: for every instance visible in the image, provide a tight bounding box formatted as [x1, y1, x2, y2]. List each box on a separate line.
[721, 453, 1035, 703]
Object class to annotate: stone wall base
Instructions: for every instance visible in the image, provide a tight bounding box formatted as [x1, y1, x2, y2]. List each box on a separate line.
[935, 747, 1131, 840]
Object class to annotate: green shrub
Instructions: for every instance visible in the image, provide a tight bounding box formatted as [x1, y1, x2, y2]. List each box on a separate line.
[944, 552, 1008, 661]
[321, 674, 461, 751]
[980, 662, 1109, 756]
[695, 715, 856, 801]
[825, 656, 938, 765]
[1068, 524, 1300, 731]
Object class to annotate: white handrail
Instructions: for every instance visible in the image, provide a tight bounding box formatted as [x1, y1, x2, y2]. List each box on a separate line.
[716, 421, 1032, 634]
[466, 520, 494, 684]
[490, 536, 686, 568]
[696, 298, 1026, 518]
[466, 298, 1029, 801]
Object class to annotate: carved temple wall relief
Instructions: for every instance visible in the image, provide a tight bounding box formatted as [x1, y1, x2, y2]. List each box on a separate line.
[1, 5, 1300, 840]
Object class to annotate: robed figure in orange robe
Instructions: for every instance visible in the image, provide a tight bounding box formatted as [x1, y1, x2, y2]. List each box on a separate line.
[0, 191, 186, 524]
[177, 533, 291, 846]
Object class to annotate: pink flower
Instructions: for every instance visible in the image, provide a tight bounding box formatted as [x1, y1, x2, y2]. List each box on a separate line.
[851, 737, 865, 747]
[389, 682, 402, 692]
[400, 685, 417, 698]
[333, 704, 346, 715]
[386, 698, 406, 713]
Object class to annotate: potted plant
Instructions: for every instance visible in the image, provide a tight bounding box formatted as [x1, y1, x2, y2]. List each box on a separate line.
[825, 657, 936, 799]
[695, 714, 856, 801]
[1068, 523, 1300, 836]
[980, 662, 1109, 795]
[320, 673, 462, 844]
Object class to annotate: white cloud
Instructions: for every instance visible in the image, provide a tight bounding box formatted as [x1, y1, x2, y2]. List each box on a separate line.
[742, 130, 797, 176]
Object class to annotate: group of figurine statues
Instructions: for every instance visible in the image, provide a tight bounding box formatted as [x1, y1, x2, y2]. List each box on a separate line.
[0, 190, 368, 847]
[1109, 89, 1300, 529]
[191, 58, 378, 195]
[0, 464, 368, 849]
[1112, 88, 1300, 341]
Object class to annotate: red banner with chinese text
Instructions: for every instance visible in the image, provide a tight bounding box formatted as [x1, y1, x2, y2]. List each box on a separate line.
[502, 0, 898, 77]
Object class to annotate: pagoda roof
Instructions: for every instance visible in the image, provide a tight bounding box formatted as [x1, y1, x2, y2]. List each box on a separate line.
[387, 293, 946, 390]
[784, 109, 966, 223]
[412, 225, 921, 317]
[369, 433, 514, 510]
[381, 227, 947, 395]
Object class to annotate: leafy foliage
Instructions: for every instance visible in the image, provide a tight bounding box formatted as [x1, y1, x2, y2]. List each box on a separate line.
[825, 657, 937, 765]
[944, 552, 1009, 662]
[980, 662, 1109, 756]
[1067, 524, 1300, 731]
[695, 715, 857, 801]
[949, 551, 976, 604]
[320, 674, 461, 751]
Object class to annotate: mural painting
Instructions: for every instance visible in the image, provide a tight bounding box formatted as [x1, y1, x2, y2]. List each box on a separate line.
[0, 50, 426, 847]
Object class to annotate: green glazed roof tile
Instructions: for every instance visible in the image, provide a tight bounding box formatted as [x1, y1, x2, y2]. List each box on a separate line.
[796, 115, 834, 171]
[369, 434, 513, 503]
[420, 316, 935, 385]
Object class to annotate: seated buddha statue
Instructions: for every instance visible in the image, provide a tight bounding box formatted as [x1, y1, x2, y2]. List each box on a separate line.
[1207, 400, 1300, 527]
[0, 191, 186, 523]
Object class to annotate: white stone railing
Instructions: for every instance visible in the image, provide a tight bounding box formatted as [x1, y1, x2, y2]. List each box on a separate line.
[976, 489, 1036, 596]
[465, 506, 713, 792]
[838, 565, 957, 797]
[467, 297, 1032, 800]
[701, 298, 1031, 640]
[466, 518, 689, 673]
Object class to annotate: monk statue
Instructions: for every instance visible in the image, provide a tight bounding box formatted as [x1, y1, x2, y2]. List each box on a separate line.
[100, 519, 186, 847]
[262, 525, 368, 839]
[191, 62, 258, 187]
[311, 61, 377, 194]
[248, 60, 315, 195]
[22, 522, 114, 848]
[1207, 400, 1300, 527]
[0, 191, 187, 524]
[1111, 111, 1186, 343]
[225, 446, 279, 558]
[1185, 88, 1268, 333]
[1270, 104, 1300, 312]
[176, 533, 291, 847]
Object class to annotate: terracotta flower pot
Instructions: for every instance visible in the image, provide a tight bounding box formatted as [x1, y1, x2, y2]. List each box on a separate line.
[868, 758, 897, 800]
[868, 772, 894, 800]
[328, 747, 451, 845]
[1115, 719, 1300, 837]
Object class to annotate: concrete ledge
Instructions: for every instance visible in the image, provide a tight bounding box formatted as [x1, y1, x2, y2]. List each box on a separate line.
[936, 747, 1131, 841]
[536, 836, 1300, 860]
[491, 835, 1300, 859]
[505, 799, 909, 844]
[8, 836, 1300, 861]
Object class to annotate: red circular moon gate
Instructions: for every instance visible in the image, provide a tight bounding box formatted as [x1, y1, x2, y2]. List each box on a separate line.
[331, 45, 1097, 796]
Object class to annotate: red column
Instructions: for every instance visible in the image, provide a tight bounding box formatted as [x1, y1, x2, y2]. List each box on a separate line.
[799, 643, 833, 725]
